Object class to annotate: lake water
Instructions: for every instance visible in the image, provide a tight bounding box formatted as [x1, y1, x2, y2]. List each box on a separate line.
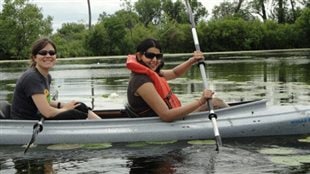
[0, 50, 309, 173]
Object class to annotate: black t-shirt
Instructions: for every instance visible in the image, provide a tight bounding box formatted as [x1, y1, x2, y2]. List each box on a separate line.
[127, 73, 157, 117]
[11, 68, 51, 120]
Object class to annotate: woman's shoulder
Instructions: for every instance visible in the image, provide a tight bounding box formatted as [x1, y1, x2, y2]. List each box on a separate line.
[130, 73, 152, 85]
[18, 68, 41, 82]
[131, 73, 150, 79]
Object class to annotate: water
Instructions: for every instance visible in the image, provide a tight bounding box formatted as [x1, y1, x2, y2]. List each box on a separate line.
[0, 136, 309, 173]
[0, 51, 310, 173]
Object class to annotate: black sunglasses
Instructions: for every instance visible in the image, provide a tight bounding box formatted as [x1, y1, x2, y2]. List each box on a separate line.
[143, 52, 163, 60]
[37, 50, 56, 56]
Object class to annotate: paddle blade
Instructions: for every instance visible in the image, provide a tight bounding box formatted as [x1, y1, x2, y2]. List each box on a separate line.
[24, 119, 44, 154]
[24, 132, 36, 154]
[210, 115, 222, 151]
[24, 143, 31, 154]
[215, 135, 223, 151]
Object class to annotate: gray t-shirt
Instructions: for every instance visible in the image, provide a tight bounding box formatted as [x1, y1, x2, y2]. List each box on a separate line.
[127, 73, 157, 117]
[11, 68, 51, 120]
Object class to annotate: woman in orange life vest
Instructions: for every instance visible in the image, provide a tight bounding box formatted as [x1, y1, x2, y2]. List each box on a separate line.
[126, 38, 228, 122]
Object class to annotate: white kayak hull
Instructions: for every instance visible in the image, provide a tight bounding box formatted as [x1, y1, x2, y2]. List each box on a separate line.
[0, 100, 309, 145]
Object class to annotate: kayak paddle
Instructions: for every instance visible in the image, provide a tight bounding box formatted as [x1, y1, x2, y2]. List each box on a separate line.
[24, 90, 58, 154]
[24, 117, 44, 154]
[184, 0, 222, 151]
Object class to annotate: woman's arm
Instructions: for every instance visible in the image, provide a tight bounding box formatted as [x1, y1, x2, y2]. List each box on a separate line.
[50, 100, 59, 108]
[32, 94, 79, 118]
[161, 51, 204, 80]
[137, 82, 211, 122]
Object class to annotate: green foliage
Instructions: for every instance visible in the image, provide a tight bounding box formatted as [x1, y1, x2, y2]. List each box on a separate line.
[51, 23, 89, 58]
[0, 0, 309, 60]
[158, 21, 193, 53]
[87, 11, 132, 56]
[124, 23, 158, 54]
[103, 16, 126, 55]
[86, 23, 109, 56]
[0, 0, 52, 60]
[212, 1, 254, 21]
[161, 0, 188, 23]
[184, 0, 208, 23]
[294, 7, 310, 47]
[261, 20, 299, 49]
[134, 0, 162, 27]
[202, 18, 264, 51]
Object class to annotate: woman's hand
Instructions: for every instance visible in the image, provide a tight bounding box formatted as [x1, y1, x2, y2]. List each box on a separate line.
[62, 100, 80, 110]
[189, 51, 204, 64]
[199, 89, 214, 104]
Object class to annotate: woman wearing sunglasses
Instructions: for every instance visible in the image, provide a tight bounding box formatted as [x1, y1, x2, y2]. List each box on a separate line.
[11, 37, 101, 120]
[126, 38, 228, 122]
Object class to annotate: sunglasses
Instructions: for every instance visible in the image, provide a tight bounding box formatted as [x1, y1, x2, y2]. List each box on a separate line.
[143, 52, 163, 60]
[37, 50, 56, 56]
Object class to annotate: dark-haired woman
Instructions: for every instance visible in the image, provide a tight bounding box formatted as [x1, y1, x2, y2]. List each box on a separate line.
[11, 37, 101, 120]
[126, 38, 228, 122]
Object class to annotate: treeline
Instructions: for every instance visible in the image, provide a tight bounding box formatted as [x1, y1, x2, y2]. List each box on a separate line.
[0, 0, 310, 60]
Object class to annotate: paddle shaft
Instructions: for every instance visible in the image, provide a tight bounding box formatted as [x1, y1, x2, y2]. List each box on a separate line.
[24, 90, 59, 154]
[184, 0, 222, 150]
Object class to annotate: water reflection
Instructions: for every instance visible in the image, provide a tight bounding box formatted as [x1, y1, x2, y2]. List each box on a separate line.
[127, 156, 178, 174]
[0, 135, 309, 173]
[13, 158, 54, 174]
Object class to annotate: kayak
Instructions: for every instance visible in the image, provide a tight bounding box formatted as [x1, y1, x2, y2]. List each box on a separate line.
[0, 99, 309, 145]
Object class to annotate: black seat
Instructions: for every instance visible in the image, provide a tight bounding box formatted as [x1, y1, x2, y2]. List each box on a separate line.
[0, 101, 11, 119]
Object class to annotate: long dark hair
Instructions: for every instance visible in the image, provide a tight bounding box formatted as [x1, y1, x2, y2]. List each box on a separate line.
[30, 37, 57, 67]
[136, 38, 164, 73]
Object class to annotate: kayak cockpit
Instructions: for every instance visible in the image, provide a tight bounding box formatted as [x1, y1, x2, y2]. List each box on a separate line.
[0, 99, 266, 120]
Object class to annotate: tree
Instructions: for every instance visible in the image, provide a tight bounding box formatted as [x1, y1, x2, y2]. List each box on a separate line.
[87, 0, 91, 29]
[158, 21, 193, 53]
[113, 9, 139, 47]
[161, 0, 188, 23]
[161, 0, 208, 24]
[249, 0, 268, 21]
[0, 0, 52, 60]
[294, 7, 310, 47]
[134, 0, 162, 27]
[88, 11, 128, 55]
[52, 23, 89, 58]
[212, 1, 254, 21]
[277, 0, 286, 23]
[300, 0, 310, 7]
[201, 18, 264, 51]
[86, 23, 110, 56]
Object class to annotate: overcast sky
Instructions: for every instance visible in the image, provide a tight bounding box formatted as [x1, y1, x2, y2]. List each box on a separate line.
[0, 0, 224, 31]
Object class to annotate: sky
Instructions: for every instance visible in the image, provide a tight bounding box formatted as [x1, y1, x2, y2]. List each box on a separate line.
[0, 0, 225, 31]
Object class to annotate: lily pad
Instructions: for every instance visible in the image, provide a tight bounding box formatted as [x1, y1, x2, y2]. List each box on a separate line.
[126, 142, 148, 148]
[258, 147, 296, 155]
[298, 136, 310, 143]
[187, 140, 216, 145]
[101, 94, 109, 98]
[146, 140, 177, 145]
[82, 143, 112, 150]
[47, 144, 82, 150]
[268, 155, 310, 166]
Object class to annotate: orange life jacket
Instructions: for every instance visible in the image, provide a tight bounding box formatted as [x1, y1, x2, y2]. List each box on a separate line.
[126, 54, 181, 109]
